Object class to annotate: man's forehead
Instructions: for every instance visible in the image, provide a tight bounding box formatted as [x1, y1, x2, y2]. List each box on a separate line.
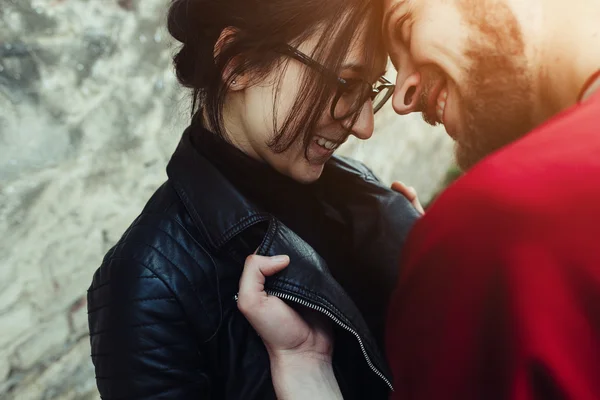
[382, 0, 408, 53]
[383, 0, 407, 12]
[382, 0, 409, 36]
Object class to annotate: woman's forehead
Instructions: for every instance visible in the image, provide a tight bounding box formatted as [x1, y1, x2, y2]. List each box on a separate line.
[294, 19, 387, 77]
[343, 39, 387, 76]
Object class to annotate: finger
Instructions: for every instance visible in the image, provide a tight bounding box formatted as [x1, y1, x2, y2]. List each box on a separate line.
[406, 188, 425, 214]
[391, 181, 416, 201]
[413, 199, 425, 214]
[238, 255, 290, 311]
[391, 181, 425, 214]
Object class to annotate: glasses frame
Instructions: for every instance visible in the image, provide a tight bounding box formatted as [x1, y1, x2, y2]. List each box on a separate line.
[278, 44, 395, 121]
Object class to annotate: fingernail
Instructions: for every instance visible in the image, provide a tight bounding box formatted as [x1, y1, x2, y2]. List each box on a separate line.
[270, 255, 289, 263]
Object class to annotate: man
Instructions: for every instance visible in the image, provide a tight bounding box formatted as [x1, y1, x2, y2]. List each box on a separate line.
[238, 0, 600, 398]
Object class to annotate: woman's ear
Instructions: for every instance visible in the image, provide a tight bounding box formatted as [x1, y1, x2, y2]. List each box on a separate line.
[214, 27, 249, 91]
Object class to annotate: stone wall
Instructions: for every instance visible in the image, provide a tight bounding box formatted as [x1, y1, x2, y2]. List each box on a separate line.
[0, 1, 453, 398]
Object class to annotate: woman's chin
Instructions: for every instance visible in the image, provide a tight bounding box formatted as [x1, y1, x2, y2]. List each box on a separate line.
[267, 144, 330, 184]
[286, 161, 325, 184]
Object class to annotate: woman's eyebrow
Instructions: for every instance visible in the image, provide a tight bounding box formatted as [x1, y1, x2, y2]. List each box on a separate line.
[341, 63, 367, 75]
[340, 64, 388, 82]
[340, 63, 387, 81]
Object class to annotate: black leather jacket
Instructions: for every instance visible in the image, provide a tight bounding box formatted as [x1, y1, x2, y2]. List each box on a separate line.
[87, 129, 420, 399]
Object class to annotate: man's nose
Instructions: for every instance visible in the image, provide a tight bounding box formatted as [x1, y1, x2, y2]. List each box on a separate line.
[392, 71, 422, 115]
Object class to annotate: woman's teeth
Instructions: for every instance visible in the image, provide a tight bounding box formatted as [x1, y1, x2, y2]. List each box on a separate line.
[436, 88, 448, 124]
[316, 137, 338, 151]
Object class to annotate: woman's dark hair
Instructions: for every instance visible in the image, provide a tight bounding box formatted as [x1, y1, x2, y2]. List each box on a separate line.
[167, 0, 385, 152]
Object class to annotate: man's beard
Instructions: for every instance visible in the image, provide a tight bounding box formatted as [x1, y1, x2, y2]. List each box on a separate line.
[449, 0, 535, 170]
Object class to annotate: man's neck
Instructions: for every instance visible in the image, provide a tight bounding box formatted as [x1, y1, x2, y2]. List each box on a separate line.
[534, 0, 600, 117]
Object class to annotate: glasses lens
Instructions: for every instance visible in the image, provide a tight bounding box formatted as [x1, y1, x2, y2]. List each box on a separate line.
[372, 85, 393, 113]
[333, 82, 371, 120]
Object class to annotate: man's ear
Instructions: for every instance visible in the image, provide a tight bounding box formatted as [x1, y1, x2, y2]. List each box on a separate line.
[214, 27, 249, 91]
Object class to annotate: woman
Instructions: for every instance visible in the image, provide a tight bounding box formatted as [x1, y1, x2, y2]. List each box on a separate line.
[87, 0, 420, 398]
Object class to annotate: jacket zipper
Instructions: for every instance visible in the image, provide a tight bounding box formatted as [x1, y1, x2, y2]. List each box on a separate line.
[265, 289, 394, 391]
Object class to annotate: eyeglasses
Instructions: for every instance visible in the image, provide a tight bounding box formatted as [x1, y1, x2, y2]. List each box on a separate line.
[278, 44, 395, 121]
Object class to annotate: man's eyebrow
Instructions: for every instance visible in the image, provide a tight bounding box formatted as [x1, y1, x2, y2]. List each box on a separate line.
[382, 1, 405, 51]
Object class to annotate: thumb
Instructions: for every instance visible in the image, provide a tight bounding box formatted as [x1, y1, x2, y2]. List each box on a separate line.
[238, 255, 290, 307]
[253, 255, 290, 277]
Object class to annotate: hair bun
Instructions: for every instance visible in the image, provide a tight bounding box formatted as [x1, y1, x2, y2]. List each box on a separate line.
[168, 0, 218, 88]
[167, 0, 196, 44]
[172, 44, 197, 88]
[168, 0, 218, 42]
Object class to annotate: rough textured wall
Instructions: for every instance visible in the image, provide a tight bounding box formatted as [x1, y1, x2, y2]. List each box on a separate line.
[0, 1, 453, 398]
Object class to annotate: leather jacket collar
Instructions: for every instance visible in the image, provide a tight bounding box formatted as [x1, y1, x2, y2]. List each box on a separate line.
[167, 128, 269, 252]
[167, 128, 421, 389]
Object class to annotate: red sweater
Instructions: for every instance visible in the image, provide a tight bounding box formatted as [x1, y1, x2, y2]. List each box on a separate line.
[387, 89, 600, 400]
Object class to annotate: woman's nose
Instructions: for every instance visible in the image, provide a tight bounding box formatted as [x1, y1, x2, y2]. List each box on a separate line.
[345, 100, 374, 140]
[392, 71, 422, 115]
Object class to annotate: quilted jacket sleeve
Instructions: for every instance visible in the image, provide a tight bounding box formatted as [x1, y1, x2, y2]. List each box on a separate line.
[87, 258, 212, 399]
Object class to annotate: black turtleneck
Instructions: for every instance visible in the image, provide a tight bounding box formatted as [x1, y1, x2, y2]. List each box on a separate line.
[189, 121, 353, 278]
